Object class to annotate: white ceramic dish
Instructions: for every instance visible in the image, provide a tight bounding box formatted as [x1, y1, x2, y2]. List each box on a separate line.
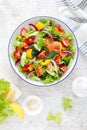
[72, 76, 87, 97]
[8, 16, 78, 87]
[23, 95, 43, 116]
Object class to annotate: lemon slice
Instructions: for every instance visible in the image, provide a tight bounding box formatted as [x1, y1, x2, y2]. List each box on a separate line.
[5, 86, 16, 102]
[10, 102, 24, 119]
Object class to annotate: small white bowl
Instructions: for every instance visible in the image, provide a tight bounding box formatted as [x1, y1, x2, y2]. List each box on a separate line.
[72, 76, 87, 97]
[23, 95, 43, 116]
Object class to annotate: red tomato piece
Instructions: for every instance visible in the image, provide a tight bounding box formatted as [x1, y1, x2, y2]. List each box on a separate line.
[35, 66, 43, 77]
[59, 63, 67, 73]
[25, 38, 35, 45]
[13, 49, 21, 59]
[54, 55, 61, 65]
[20, 28, 28, 38]
[55, 24, 65, 34]
[37, 50, 47, 59]
[23, 64, 29, 72]
[61, 38, 71, 48]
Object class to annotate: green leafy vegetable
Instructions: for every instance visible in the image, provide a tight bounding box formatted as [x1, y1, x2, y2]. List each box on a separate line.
[61, 97, 73, 111]
[35, 37, 46, 51]
[0, 79, 14, 124]
[62, 33, 74, 42]
[13, 35, 23, 47]
[47, 112, 62, 124]
[42, 72, 60, 84]
[46, 51, 57, 59]
[0, 78, 10, 95]
[62, 55, 74, 66]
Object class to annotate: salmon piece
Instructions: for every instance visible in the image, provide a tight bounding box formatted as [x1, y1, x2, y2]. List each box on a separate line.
[60, 51, 68, 58]
[35, 66, 43, 77]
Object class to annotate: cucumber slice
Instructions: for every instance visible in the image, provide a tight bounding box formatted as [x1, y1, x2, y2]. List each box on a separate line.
[34, 44, 41, 51]
[20, 52, 26, 67]
[46, 70, 55, 76]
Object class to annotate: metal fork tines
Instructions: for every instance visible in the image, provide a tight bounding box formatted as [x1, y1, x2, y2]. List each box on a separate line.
[78, 0, 87, 9]
[56, 0, 78, 9]
[69, 17, 87, 23]
[79, 42, 87, 55]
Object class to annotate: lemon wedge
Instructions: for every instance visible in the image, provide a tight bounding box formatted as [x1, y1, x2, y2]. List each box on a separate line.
[10, 102, 24, 119]
[5, 86, 16, 102]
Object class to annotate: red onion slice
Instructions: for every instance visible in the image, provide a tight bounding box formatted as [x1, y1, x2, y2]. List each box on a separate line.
[51, 60, 58, 72]
[26, 70, 35, 78]
[27, 57, 36, 66]
[15, 59, 20, 65]
[47, 63, 52, 72]
[29, 23, 38, 31]
[62, 50, 74, 55]
[23, 46, 31, 50]
[42, 30, 54, 41]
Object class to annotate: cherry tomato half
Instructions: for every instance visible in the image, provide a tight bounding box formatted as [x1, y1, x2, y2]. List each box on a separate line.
[55, 24, 65, 34]
[20, 28, 28, 38]
[37, 50, 47, 59]
[54, 55, 61, 65]
[61, 38, 71, 48]
[13, 49, 21, 59]
[25, 38, 35, 45]
[23, 64, 29, 72]
[59, 63, 67, 73]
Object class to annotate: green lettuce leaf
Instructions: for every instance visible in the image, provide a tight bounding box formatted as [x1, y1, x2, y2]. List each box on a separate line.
[61, 97, 73, 111]
[47, 112, 62, 124]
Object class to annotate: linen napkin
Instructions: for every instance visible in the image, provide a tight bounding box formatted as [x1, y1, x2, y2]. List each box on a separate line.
[56, 0, 87, 51]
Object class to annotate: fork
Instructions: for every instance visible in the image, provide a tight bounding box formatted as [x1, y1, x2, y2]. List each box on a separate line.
[78, 0, 87, 9]
[56, 0, 87, 9]
[79, 41, 87, 56]
[56, 0, 78, 9]
[69, 17, 87, 23]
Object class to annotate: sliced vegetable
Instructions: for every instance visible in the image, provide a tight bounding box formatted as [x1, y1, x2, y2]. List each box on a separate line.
[59, 63, 67, 73]
[20, 52, 26, 67]
[26, 70, 35, 78]
[51, 60, 58, 72]
[41, 59, 50, 66]
[26, 49, 32, 59]
[42, 30, 53, 40]
[35, 22, 44, 30]
[37, 50, 47, 59]
[20, 28, 28, 38]
[13, 49, 21, 60]
[54, 55, 61, 65]
[25, 38, 35, 45]
[61, 38, 71, 48]
[29, 23, 38, 31]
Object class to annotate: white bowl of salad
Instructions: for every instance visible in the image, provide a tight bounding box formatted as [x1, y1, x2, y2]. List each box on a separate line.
[8, 16, 78, 86]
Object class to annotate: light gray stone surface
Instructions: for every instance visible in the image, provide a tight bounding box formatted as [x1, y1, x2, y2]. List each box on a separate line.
[0, 0, 87, 130]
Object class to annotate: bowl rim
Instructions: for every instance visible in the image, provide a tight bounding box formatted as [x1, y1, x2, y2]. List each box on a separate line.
[8, 16, 79, 87]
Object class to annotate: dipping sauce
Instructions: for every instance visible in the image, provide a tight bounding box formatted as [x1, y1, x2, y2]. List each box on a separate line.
[23, 95, 43, 116]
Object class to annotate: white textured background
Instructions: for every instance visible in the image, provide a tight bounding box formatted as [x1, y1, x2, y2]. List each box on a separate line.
[0, 0, 87, 130]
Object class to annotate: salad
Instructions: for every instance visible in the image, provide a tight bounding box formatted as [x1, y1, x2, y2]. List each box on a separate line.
[11, 18, 75, 84]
